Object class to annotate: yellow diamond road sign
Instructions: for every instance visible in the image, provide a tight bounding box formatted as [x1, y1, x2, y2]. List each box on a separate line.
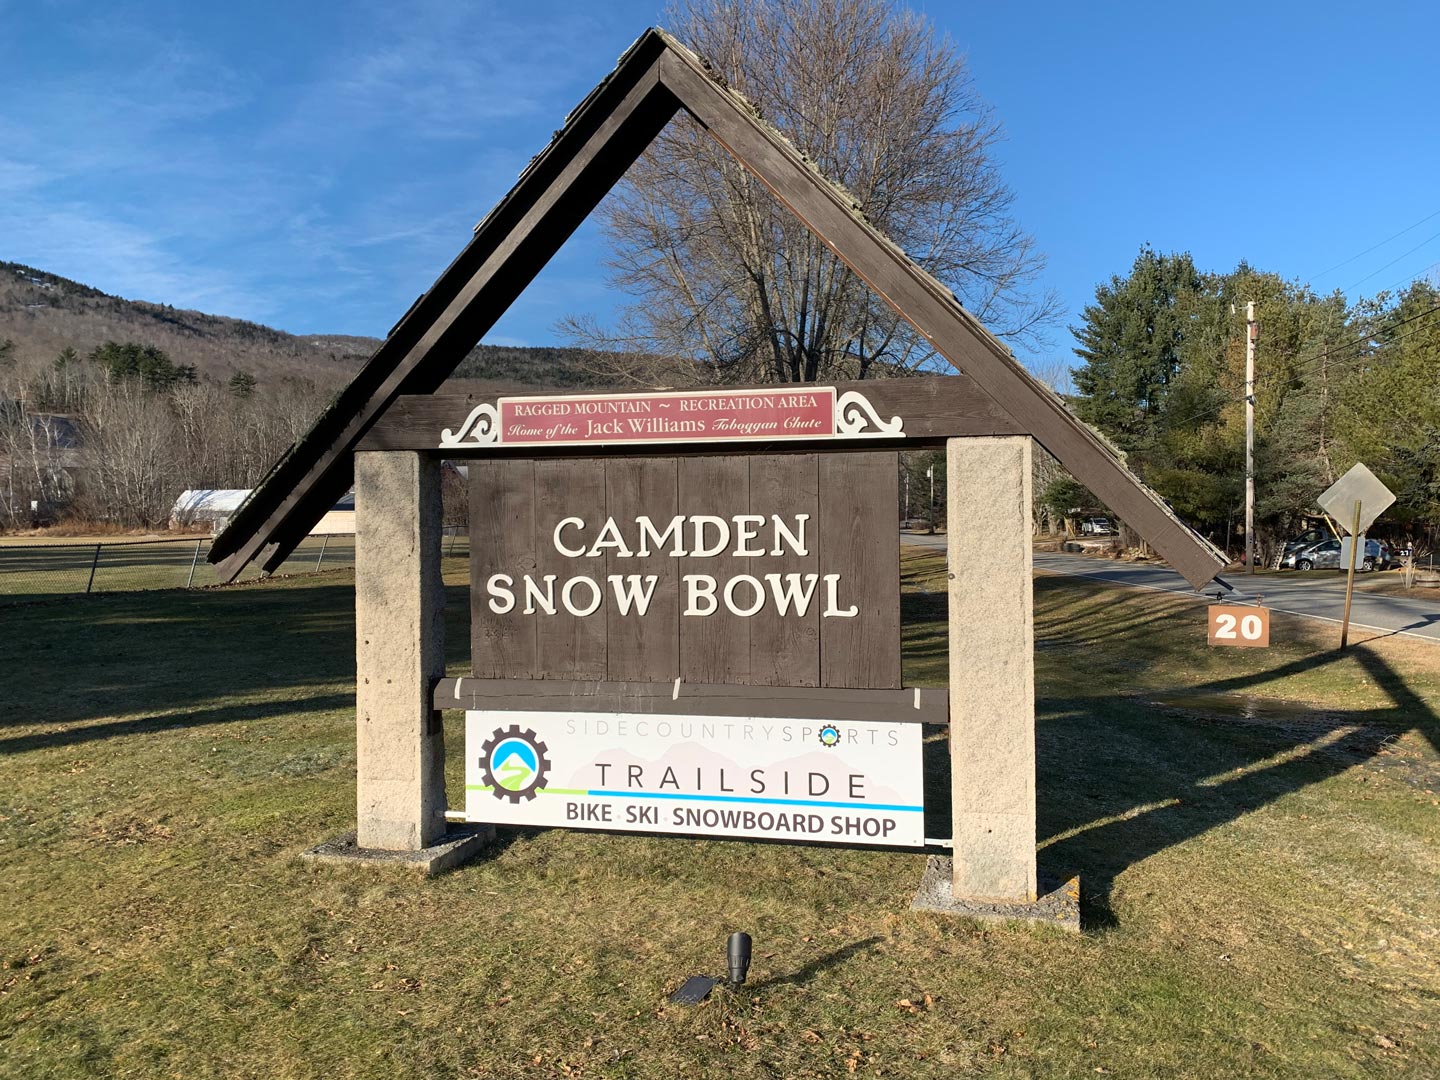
[1317, 463, 1395, 535]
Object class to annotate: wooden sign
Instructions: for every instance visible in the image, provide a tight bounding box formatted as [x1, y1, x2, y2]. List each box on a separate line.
[1207, 604, 1270, 647]
[470, 452, 901, 689]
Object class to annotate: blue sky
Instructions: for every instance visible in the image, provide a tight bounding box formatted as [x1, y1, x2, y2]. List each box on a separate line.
[3, 0, 1437, 372]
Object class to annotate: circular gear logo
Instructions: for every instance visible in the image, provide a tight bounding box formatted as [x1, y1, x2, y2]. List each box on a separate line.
[818, 724, 841, 748]
[479, 725, 552, 802]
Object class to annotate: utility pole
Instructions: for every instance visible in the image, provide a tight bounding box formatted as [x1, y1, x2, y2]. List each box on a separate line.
[926, 464, 936, 534]
[1245, 301, 1257, 575]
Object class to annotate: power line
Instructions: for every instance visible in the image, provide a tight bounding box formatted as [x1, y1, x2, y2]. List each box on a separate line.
[1310, 206, 1440, 281]
[1341, 227, 1440, 293]
[1291, 303, 1440, 372]
[1367, 260, 1440, 301]
[1136, 304, 1440, 433]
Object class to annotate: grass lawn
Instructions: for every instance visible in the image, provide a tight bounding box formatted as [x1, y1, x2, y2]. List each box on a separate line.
[2, 549, 1437, 1078]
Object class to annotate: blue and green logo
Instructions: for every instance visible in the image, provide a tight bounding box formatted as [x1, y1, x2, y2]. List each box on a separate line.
[818, 724, 841, 748]
[479, 725, 552, 802]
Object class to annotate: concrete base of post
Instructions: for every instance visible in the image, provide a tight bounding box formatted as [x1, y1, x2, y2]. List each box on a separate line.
[911, 856, 1079, 932]
[301, 824, 495, 878]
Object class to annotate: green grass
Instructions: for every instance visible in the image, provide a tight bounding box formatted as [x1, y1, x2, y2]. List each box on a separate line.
[1, 549, 1437, 1078]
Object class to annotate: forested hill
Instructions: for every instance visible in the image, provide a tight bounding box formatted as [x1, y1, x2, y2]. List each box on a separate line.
[0, 261, 601, 388]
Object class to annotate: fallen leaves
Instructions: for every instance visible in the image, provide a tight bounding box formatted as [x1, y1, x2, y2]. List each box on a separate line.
[895, 994, 933, 1015]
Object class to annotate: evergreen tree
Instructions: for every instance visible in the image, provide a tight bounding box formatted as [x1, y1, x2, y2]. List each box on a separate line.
[1331, 282, 1440, 537]
[228, 370, 258, 397]
[89, 341, 193, 391]
[1071, 247, 1203, 453]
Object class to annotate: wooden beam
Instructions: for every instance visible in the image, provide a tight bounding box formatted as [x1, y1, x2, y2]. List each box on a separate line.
[659, 49, 1226, 589]
[433, 677, 948, 724]
[359, 375, 1022, 453]
[210, 34, 681, 580]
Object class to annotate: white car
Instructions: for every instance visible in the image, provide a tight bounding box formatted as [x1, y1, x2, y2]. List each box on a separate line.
[1080, 517, 1113, 535]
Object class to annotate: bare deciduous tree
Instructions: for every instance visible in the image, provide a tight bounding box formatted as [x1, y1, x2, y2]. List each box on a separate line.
[563, 0, 1057, 384]
[78, 378, 182, 526]
[0, 347, 339, 530]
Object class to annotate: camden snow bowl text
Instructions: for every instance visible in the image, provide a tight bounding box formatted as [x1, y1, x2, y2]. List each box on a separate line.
[464, 711, 925, 847]
[483, 513, 860, 620]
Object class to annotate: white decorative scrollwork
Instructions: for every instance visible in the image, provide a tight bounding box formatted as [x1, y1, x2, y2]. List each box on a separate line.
[440, 403, 501, 448]
[835, 390, 904, 438]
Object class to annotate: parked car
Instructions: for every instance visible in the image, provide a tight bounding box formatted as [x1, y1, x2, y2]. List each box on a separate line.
[1280, 538, 1390, 572]
[1280, 527, 1330, 559]
[1080, 517, 1113, 535]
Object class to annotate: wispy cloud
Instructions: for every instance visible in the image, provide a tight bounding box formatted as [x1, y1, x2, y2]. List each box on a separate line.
[0, 0, 659, 336]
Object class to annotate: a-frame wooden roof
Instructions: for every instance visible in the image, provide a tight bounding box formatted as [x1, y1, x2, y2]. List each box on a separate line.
[210, 27, 1227, 589]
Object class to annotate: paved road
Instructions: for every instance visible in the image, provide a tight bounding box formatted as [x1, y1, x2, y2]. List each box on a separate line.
[901, 532, 1440, 644]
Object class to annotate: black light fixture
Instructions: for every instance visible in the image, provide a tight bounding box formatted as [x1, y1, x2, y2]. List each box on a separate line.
[727, 931, 752, 986]
[667, 930, 754, 1005]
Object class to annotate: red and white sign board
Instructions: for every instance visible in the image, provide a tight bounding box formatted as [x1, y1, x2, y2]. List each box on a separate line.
[1207, 605, 1270, 648]
[440, 387, 904, 450]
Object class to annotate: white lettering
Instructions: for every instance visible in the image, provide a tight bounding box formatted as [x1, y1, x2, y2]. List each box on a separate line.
[586, 517, 634, 558]
[637, 515, 686, 557]
[486, 573, 515, 614]
[562, 576, 603, 617]
[723, 574, 765, 617]
[523, 574, 558, 615]
[822, 573, 858, 618]
[771, 513, 809, 556]
[683, 574, 718, 616]
[609, 574, 658, 616]
[690, 516, 730, 558]
[553, 517, 586, 557]
[733, 515, 766, 556]
[765, 572, 819, 616]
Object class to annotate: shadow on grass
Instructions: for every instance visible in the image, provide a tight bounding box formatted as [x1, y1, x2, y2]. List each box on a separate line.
[0, 579, 475, 749]
[748, 936, 882, 991]
[0, 692, 355, 755]
[1038, 644, 1438, 930]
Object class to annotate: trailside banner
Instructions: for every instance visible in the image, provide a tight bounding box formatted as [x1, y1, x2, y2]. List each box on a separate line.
[465, 710, 925, 848]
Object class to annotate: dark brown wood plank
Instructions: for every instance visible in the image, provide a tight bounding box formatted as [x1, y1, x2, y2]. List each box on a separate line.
[677, 456, 750, 683]
[358, 375, 1022, 452]
[435, 677, 947, 725]
[603, 457, 680, 681]
[470, 459, 538, 678]
[747, 454, 820, 686]
[534, 458, 608, 680]
[660, 49, 1225, 589]
[818, 452, 901, 689]
[209, 34, 679, 579]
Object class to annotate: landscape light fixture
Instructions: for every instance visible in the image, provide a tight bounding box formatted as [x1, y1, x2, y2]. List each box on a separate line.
[727, 931, 752, 986]
[666, 930, 754, 1005]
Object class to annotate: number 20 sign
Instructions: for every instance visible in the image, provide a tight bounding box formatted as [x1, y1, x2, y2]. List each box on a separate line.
[1207, 605, 1270, 648]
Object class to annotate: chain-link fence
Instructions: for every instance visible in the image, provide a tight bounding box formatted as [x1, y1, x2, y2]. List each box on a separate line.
[0, 526, 470, 604]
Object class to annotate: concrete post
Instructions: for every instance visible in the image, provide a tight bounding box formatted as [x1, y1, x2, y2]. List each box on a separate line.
[946, 436, 1037, 901]
[354, 451, 447, 850]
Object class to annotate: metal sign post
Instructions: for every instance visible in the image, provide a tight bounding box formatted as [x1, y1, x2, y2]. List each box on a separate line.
[1319, 464, 1396, 651]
